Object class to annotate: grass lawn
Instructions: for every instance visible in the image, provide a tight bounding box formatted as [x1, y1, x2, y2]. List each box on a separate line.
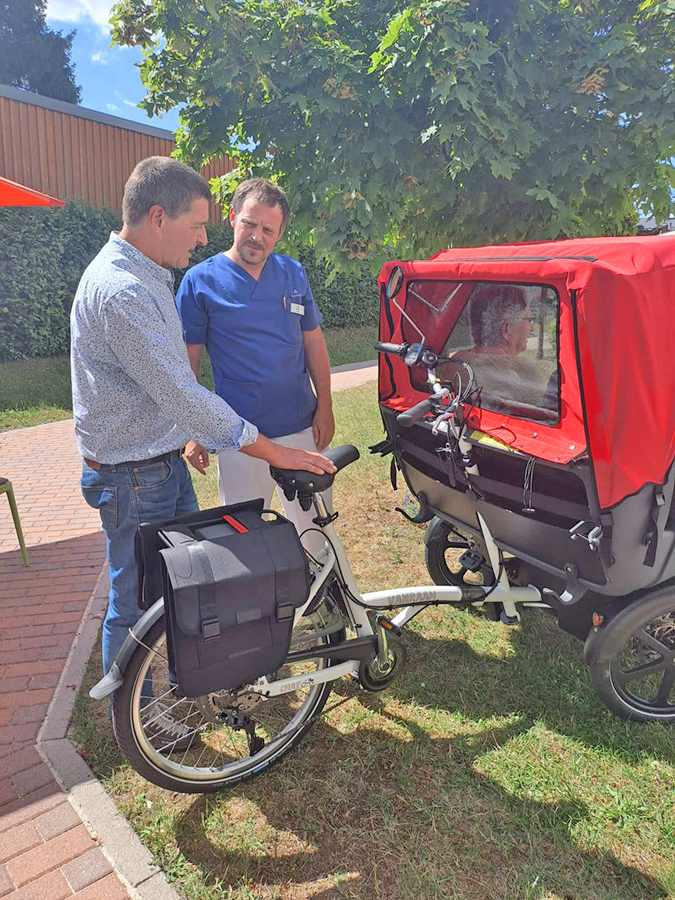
[0, 324, 376, 432]
[71, 381, 675, 900]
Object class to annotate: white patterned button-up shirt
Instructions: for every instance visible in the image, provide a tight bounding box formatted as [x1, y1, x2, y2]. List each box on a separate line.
[70, 233, 258, 464]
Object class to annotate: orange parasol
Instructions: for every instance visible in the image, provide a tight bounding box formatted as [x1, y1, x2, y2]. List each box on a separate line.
[0, 176, 65, 207]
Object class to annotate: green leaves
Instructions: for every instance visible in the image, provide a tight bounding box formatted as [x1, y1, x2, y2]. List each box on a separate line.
[369, 8, 413, 73]
[202, 0, 221, 24]
[489, 157, 518, 181]
[107, 0, 674, 271]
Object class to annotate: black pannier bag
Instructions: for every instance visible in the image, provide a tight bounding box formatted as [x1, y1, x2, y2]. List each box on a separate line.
[136, 499, 273, 612]
[137, 500, 311, 698]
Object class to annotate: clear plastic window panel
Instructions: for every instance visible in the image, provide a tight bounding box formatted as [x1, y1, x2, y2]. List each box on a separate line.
[414, 281, 560, 423]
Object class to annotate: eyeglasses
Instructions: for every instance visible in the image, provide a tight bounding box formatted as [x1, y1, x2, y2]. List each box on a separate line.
[507, 315, 536, 325]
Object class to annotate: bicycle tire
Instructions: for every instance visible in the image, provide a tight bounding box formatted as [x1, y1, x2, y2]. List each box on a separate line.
[112, 607, 345, 793]
[588, 590, 675, 724]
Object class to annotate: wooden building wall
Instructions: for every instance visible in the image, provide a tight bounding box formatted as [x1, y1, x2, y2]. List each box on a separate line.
[0, 89, 234, 224]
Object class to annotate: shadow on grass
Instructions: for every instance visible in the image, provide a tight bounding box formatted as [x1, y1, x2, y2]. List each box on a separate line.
[387, 611, 675, 767]
[169, 712, 666, 900]
[74, 607, 674, 900]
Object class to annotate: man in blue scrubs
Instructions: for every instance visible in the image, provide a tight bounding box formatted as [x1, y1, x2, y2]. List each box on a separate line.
[177, 179, 335, 550]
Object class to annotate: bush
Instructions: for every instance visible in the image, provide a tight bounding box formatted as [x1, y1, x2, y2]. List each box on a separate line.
[0, 202, 378, 362]
[0, 201, 121, 362]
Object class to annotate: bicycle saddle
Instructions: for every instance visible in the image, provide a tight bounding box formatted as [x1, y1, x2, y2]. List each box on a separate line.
[270, 444, 360, 494]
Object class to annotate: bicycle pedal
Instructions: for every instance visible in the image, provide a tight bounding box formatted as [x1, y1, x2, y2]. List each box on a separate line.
[345, 672, 366, 691]
[375, 614, 403, 637]
[458, 549, 485, 573]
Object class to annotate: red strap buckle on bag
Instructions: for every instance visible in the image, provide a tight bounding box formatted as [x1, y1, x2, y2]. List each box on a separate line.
[222, 514, 248, 533]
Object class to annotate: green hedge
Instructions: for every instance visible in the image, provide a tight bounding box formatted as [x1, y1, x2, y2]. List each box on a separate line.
[0, 202, 121, 362]
[0, 201, 378, 363]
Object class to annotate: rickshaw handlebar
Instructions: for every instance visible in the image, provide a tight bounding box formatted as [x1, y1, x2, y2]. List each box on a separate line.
[397, 396, 435, 427]
[374, 341, 408, 356]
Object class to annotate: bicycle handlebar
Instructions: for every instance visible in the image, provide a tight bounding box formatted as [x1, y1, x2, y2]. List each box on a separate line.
[374, 341, 407, 356]
[397, 396, 435, 428]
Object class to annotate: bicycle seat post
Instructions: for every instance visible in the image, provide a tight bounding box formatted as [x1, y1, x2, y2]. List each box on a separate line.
[311, 492, 338, 528]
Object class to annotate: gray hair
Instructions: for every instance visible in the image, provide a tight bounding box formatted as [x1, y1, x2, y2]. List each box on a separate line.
[231, 178, 290, 229]
[468, 284, 527, 347]
[122, 156, 211, 227]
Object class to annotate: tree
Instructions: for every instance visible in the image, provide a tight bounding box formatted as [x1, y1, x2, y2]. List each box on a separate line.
[0, 0, 81, 104]
[110, 0, 675, 270]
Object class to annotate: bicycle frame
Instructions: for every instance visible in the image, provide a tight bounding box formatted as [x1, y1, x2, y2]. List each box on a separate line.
[254, 493, 544, 699]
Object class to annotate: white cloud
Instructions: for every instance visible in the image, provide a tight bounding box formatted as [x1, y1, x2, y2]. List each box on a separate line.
[91, 51, 109, 64]
[46, 1, 115, 31]
[106, 103, 119, 111]
[123, 99, 138, 107]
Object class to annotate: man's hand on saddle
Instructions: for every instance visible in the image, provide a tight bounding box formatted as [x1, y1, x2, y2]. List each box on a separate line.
[185, 440, 210, 475]
[268, 444, 336, 475]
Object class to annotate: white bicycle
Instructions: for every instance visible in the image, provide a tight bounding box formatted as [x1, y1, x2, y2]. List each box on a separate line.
[92, 436, 544, 793]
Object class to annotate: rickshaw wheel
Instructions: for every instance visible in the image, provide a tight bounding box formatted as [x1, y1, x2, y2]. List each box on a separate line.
[424, 518, 498, 617]
[588, 590, 675, 723]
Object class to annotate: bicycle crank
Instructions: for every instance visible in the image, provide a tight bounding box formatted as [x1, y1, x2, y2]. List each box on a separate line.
[357, 635, 407, 692]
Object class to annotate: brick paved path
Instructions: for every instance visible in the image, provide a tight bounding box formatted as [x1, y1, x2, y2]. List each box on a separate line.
[0, 363, 377, 899]
[0, 420, 125, 899]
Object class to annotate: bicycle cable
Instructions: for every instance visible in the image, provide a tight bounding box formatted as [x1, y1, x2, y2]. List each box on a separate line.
[298, 526, 503, 612]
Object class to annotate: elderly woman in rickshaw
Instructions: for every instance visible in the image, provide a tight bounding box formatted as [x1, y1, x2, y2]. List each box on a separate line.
[441, 284, 557, 415]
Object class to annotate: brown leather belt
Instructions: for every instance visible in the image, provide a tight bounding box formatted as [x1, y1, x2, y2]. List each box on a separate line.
[84, 448, 183, 471]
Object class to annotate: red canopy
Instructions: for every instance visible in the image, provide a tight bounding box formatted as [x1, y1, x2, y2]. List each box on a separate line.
[0, 176, 65, 208]
[378, 234, 675, 510]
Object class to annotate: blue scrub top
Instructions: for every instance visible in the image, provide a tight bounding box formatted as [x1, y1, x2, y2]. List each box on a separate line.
[176, 252, 323, 439]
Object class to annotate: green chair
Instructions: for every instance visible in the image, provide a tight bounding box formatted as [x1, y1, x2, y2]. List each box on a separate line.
[0, 477, 29, 567]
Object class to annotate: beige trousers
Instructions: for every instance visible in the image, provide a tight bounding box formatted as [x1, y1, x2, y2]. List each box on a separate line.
[218, 427, 332, 557]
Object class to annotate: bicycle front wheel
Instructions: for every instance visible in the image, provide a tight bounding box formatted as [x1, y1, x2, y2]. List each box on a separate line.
[112, 600, 344, 793]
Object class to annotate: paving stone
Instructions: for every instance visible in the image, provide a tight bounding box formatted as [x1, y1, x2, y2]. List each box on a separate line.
[7, 823, 96, 887]
[11, 763, 55, 798]
[0, 785, 65, 834]
[0, 676, 29, 693]
[62, 601, 88, 613]
[0, 648, 44, 666]
[0, 864, 14, 897]
[2, 659, 63, 679]
[0, 820, 43, 864]
[12, 704, 49, 725]
[8, 868, 72, 900]
[35, 801, 81, 842]
[72, 872, 129, 900]
[0, 722, 41, 745]
[0, 779, 18, 807]
[135, 870, 183, 900]
[16, 636, 61, 649]
[41, 644, 71, 661]
[0, 688, 55, 710]
[52, 622, 80, 635]
[28, 672, 61, 690]
[62, 847, 113, 892]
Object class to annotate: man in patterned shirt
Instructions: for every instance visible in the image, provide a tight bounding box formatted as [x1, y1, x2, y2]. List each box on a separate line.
[70, 157, 335, 735]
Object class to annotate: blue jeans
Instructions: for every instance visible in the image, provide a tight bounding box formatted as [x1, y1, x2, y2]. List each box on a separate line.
[81, 454, 199, 677]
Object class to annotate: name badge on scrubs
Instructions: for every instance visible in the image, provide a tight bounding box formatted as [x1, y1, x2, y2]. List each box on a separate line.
[290, 302, 305, 315]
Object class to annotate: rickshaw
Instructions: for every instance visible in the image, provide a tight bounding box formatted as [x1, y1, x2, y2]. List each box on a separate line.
[374, 234, 675, 724]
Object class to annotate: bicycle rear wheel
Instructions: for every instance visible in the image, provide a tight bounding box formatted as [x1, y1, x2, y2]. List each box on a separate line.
[112, 599, 345, 792]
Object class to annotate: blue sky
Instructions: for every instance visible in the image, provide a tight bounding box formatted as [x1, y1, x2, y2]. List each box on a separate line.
[45, 0, 180, 132]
